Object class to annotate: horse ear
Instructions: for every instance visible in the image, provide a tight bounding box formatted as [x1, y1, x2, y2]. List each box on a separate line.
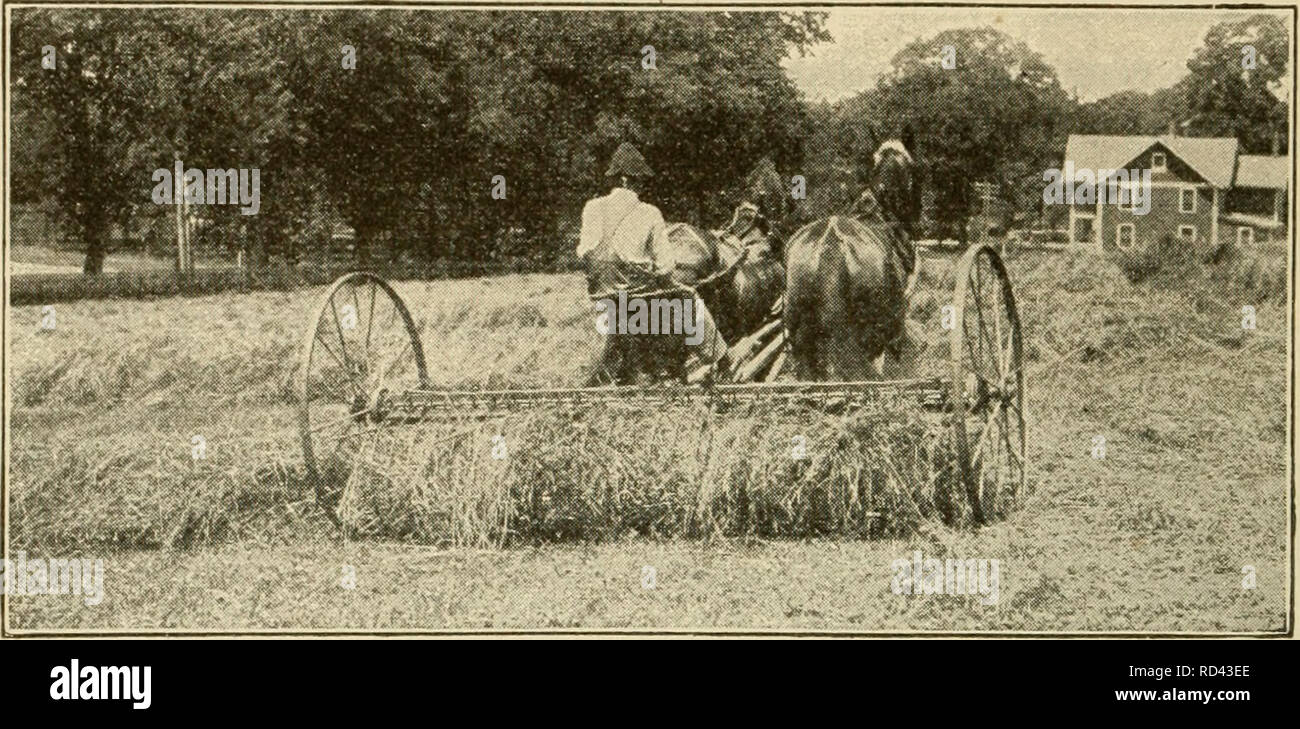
[901, 124, 916, 157]
[865, 123, 881, 154]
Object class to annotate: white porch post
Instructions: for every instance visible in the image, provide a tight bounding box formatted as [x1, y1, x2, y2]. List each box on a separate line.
[1211, 187, 1219, 248]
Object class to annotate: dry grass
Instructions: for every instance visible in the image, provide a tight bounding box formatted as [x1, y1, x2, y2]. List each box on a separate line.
[8, 272, 598, 552]
[335, 399, 963, 547]
[7, 246, 1288, 556]
[6, 243, 1290, 632]
[9, 406, 315, 553]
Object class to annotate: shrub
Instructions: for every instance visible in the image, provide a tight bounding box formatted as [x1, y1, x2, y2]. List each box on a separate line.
[1112, 233, 1199, 284]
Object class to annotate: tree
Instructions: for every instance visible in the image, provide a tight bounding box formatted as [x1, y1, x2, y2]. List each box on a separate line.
[853, 27, 1071, 244]
[1183, 13, 1288, 154]
[11, 8, 315, 271]
[283, 11, 479, 264]
[11, 10, 165, 273]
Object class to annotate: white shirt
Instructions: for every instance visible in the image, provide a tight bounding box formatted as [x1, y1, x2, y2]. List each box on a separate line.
[577, 188, 672, 272]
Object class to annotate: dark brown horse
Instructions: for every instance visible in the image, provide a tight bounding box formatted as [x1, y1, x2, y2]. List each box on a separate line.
[583, 222, 783, 386]
[665, 222, 784, 344]
[584, 158, 790, 385]
[664, 156, 789, 343]
[784, 140, 920, 380]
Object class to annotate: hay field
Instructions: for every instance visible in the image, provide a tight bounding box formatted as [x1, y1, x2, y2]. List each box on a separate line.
[6, 249, 1290, 632]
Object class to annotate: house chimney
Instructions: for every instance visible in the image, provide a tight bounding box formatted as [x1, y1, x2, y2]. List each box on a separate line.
[1272, 129, 1280, 155]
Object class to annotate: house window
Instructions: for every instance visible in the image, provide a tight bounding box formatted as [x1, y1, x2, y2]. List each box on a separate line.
[1178, 225, 1197, 241]
[1237, 226, 1254, 246]
[1151, 152, 1167, 171]
[1072, 215, 1095, 246]
[1179, 188, 1197, 213]
[1116, 223, 1136, 251]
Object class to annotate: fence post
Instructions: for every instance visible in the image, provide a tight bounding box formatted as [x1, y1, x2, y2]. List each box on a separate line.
[173, 151, 188, 275]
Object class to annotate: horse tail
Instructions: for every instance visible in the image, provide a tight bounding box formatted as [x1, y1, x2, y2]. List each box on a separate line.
[784, 218, 838, 380]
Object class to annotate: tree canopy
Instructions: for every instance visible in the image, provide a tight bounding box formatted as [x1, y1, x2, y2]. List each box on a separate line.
[8, 9, 1287, 267]
[10, 8, 828, 271]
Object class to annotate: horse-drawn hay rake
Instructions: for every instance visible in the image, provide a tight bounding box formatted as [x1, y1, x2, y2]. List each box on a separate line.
[296, 243, 1025, 528]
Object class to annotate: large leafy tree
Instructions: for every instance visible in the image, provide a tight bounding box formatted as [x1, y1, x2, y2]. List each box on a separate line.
[858, 27, 1071, 243]
[11, 10, 165, 273]
[285, 10, 477, 264]
[277, 10, 828, 263]
[445, 11, 829, 258]
[10, 8, 828, 268]
[1183, 13, 1288, 154]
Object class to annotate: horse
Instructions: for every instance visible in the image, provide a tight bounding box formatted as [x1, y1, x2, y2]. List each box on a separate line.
[783, 139, 920, 381]
[583, 159, 791, 385]
[665, 156, 790, 343]
[665, 221, 784, 345]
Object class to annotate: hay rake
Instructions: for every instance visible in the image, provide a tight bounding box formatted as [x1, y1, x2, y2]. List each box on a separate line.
[295, 243, 1025, 525]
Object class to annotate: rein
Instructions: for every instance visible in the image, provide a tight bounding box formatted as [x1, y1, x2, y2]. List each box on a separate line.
[586, 241, 753, 303]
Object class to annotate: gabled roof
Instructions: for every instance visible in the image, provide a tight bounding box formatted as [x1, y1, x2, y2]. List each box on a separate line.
[1065, 135, 1155, 176]
[1064, 134, 1239, 188]
[1235, 155, 1288, 190]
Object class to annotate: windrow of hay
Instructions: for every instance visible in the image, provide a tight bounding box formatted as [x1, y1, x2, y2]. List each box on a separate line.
[334, 398, 967, 546]
[8, 415, 314, 553]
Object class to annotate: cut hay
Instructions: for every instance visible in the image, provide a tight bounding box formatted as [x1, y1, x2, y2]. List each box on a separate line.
[9, 421, 310, 553]
[332, 397, 968, 547]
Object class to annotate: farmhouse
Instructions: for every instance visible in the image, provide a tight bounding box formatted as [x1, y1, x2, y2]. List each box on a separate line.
[1064, 134, 1288, 254]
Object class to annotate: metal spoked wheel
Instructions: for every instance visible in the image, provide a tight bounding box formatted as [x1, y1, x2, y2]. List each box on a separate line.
[949, 244, 1026, 524]
[296, 272, 428, 505]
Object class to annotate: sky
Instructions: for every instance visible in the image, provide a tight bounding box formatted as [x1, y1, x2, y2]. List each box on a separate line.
[782, 7, 1292, 103]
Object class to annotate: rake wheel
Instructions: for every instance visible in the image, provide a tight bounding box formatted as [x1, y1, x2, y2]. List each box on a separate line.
[949, 244, 1026, 524]
[296, 272, 428, 505]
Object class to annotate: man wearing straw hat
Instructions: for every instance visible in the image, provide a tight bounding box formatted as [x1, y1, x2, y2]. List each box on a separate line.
[577, 142, 730, 383]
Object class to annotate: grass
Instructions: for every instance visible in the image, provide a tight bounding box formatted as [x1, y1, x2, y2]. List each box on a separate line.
[8, 531, 1284, 632]
[9, 244, 210, 273]
[5, 246, 1291, 632]
[8, 246, 577, 305]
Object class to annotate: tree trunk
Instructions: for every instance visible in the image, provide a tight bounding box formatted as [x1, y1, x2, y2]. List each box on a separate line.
[249, 216, 271, 267]
[82, 212, 109, 274]
[353, 219, 376, 267]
